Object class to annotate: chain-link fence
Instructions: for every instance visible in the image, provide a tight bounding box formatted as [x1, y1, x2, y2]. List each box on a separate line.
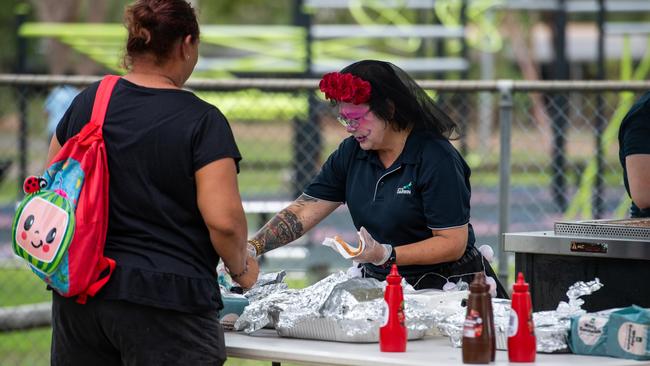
[1, 75, 649, 365]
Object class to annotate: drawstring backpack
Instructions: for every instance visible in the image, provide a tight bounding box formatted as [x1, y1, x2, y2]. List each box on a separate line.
[12, 75, 119, 304]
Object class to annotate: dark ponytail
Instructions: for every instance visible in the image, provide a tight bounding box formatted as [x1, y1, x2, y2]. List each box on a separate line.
[123, 0, 199, 67]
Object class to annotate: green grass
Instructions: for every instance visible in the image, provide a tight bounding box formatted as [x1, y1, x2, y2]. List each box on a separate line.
[0, 328, 51, 366]
[0, 266, 50, 307]
[0, 266, 52, 366]
[239, 169, 289, 197]
[284, 276, 307, 289]
[198, 91, 309, 122]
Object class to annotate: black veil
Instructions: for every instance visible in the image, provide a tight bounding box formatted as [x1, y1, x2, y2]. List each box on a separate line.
[339, 60, 459, 139]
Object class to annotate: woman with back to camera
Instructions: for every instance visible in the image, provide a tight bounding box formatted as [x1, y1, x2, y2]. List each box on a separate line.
[47, 1, 258, 364]
[247, 60, 508, 298]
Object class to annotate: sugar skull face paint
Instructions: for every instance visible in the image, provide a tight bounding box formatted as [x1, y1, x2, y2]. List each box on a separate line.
[339, 103, 388, 150]
[15, 196, 70, 263]
[338, 104, 370, 129]
[339, 104, 375, 146]
[338, 109, 371, 130]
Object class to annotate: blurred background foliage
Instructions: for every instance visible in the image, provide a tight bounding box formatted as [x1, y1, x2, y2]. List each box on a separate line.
[1, 0, 649, 81]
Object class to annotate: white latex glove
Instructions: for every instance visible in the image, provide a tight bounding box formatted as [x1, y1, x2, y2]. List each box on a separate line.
[322, 227, 392, 265]
[356, 227, 393, 265]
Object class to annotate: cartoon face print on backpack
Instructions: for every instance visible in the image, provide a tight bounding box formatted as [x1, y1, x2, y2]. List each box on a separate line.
[15, 196, 70, 263]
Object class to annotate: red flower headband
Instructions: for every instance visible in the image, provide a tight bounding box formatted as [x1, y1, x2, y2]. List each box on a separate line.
[319, 72, 371, 105]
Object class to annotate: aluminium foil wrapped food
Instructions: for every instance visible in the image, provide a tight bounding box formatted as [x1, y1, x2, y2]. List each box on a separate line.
[436, 298, 511, 350]
[242, 270, 289, 303]
[435, 278, 604, 353]
[533, 278, 604, 353]
[234, 271, 438, 342]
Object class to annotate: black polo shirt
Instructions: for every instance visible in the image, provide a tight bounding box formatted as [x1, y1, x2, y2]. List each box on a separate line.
[305, 129, 475, 278]
[618, 91, 650, 218]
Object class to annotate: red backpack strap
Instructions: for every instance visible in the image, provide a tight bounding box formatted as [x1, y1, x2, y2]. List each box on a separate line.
[90, 75, 121, 129]
[75, 257, 116, 304]
[60, 75, 121, 148]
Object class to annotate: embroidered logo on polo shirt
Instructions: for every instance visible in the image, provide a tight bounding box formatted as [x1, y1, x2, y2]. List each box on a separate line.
[396, 182, 412, 195]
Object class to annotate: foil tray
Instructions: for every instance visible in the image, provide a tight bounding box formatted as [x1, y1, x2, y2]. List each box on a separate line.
[554, 218, 650, 241]
[276, 317, 426, 343]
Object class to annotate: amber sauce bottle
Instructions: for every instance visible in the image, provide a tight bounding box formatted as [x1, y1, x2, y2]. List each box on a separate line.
[462, 272, 495, 364]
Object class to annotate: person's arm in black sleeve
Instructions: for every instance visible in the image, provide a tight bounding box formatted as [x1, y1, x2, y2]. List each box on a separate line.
[193, 108, 258, 288]
[627, 157, 650, 210]
[622, 103, 650, 210]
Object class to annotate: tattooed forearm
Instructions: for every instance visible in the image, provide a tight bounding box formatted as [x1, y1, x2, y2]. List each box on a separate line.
[249, 194, 338, 255]
[294, 194, 318, 208]
[255, 209, 304, 253]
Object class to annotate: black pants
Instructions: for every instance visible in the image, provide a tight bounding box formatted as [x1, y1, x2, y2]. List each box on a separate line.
[363, 246, 509, 299]
[51, 294, 226, 366]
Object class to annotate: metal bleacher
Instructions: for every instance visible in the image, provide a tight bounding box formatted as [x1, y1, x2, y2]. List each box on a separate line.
[304, 0, 470, 75]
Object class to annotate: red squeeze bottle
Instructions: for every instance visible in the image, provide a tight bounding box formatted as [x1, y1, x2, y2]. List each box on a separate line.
[380, 264, 407, 352]
[508, 272, 536, 362]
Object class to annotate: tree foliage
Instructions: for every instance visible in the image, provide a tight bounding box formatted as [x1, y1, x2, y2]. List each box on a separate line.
[0, 0, 295, 73]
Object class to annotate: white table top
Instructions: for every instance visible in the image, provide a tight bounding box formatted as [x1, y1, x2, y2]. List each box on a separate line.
[225, 330, 648, 366]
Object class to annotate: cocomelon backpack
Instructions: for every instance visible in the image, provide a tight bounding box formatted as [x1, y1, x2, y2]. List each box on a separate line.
[12, 75, 119, 303]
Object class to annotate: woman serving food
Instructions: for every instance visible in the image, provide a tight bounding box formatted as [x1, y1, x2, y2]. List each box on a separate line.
[247, 60, 507, 297]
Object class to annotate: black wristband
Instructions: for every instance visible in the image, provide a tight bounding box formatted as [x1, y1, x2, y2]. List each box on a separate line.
[380, 246, 397, 269]
[230, 262, 248, 280]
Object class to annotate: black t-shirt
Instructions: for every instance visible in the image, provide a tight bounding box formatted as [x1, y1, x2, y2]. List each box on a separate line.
[618, 91, 650, 218]
[304, 130, 475, 278]
[56, 78, 241, 312]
